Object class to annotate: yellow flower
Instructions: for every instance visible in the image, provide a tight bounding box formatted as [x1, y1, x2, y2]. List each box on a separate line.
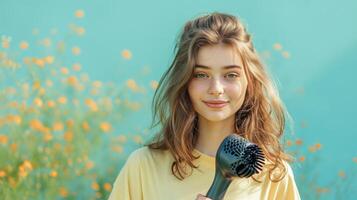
[150, 80, 159, 90]
[282, 51, 291, 59]
[75, 9, 85, 18]
[72, 46, 81, 55]
[126, 79, 139, 91]
[33, 81, 41, 90]
[121, 49, 132, 59]
[100, 122, 112, 133]
[44, 55, 54, 64]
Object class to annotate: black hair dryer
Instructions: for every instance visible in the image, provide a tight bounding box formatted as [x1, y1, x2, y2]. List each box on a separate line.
[206, 134, 265, 200]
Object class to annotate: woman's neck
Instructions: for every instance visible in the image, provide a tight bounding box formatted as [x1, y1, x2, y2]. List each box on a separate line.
[195, 115, 235, 157]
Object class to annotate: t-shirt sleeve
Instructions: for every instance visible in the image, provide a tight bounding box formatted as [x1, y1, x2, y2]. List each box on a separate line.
[108, 149, 143, 200]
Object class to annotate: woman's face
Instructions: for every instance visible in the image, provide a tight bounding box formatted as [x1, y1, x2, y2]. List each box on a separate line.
[188, 43, 248, 122]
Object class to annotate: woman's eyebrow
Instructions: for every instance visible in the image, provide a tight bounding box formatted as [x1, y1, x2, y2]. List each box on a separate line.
[194, 64, 242, 70]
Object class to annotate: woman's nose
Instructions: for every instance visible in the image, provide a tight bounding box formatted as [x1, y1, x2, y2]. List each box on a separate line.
[208, 79, 224, 95]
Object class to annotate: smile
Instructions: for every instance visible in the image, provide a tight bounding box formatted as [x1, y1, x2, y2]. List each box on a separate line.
[204, 102, 228, 108]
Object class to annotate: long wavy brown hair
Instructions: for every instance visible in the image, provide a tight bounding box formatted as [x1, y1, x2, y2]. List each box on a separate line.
[145, 12, 293, 182]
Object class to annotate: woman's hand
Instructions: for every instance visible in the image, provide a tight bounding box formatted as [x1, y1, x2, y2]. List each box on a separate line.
[196, 194, 212, 200]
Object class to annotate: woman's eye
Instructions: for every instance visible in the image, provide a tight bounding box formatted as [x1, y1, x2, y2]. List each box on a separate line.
[226, 73, 239, 78]
[193, 73, 208, 78]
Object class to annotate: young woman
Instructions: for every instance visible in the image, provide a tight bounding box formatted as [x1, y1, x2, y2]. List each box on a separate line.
[109, 12, 301, 200]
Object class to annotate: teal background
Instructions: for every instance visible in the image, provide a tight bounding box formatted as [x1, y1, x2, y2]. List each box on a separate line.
[1, 0, 356, 199]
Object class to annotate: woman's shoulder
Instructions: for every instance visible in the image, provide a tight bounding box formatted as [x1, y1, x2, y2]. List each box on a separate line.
[125, 146, 172, 165]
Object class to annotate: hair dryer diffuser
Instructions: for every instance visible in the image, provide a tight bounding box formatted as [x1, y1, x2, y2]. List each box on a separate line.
[206, 134, 265, 200]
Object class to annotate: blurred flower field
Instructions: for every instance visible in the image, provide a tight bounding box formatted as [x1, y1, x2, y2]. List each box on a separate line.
[0, 8, 356, 200]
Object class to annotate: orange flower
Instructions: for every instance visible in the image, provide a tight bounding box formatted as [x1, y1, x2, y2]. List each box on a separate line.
[66, 119, 74, 128]
[64, 131, 73, 142]
[49, 170, 58, 177]
[72, 63, 81, 71]
[286, 140, 292, 147]
[59, 187, 68, 197]
[103, 183, 112, 191]
[315, 143, 322, 150]
[133, 135, 143, 144]
[338, 170, 346, 178]
[60, 67, 69, 75]
[100, 122, 112, 133]
[121, 49, 132, 59]
[353, 157, 357, 163]
[82, 121, 90, 131]
[0, 170, 6, 177]
[47, 100, 56, 108]
[295, 139, 303, 146]
[0, 135, 9, 145]
[75, 9, 85, 18]
[53, 122, 64, 131]
[273, 43, 282, 51]
[91, 181, 100, 191]
[44, 55, 54, 64]
[43, 132, 53, 142]
[30, 119, 44, 131]
[117, 135, 127, 143]
[111, 145, 123, 153]
[85, 161, 95, 170]
[34, 98, 43, 107]
[316, 187, 330, 194]
[67, 76, 78, 86]
[19, 41, 29, 50]
[58, 96, 67, 104]
[10, 143, 17, 152]
[299, 156, 305, 162]
[85, 98, 98, 111]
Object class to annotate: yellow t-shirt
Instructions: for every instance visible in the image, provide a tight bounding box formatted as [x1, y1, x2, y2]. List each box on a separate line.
[108, 146, 301, 200]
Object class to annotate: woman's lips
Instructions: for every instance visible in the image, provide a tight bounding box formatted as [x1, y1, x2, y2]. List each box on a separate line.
[204, 102, 228, 108]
